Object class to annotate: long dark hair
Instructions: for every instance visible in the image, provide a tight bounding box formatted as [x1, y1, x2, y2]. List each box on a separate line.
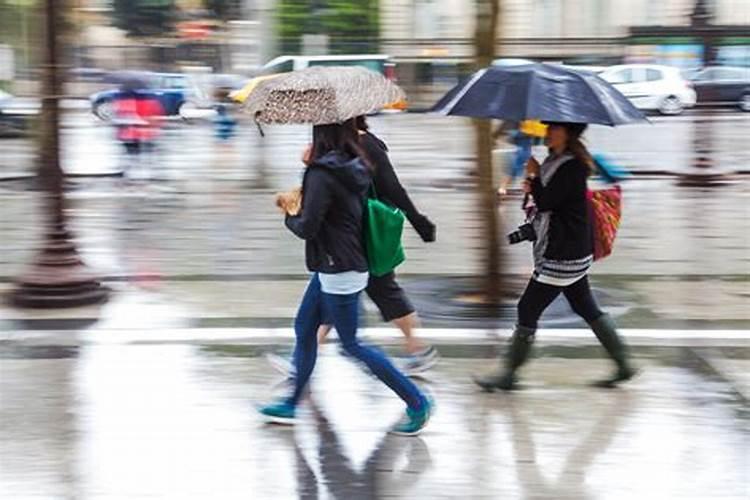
[552, 122, 595, 175]
[310, 122, 372, 171]
[353, 115, 369, 132]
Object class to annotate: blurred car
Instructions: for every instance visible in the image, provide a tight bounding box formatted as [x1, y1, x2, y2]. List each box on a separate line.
[492, 58, 536, 67]
[687, 66, 750, 111]
[561, 64, 607, 74]
[0, 90, 40, 137]
[90, 72, 209, 120]
[600, 64, 697, 115]
[69, 66, 108, 83]
[259, 54, 395, 78]
[232, 54, 398, 106]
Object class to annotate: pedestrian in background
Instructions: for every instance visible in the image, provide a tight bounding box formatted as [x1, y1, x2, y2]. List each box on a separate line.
[259, 122, 433, 436]
[113, 87, 163, 180]
[475, 122, 637, 391]
[213, 87, 237, 142]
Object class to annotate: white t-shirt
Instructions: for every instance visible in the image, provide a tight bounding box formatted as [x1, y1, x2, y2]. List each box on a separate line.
[318, 271, 369, 295]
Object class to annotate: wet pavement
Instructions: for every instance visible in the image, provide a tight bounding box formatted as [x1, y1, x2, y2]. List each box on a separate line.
[2, 177, 749, 279]
[2, 105, 748, 498]
[2, 110, 750, 181]
[0, 343, 748, 499]
[1, 173, 747, 329]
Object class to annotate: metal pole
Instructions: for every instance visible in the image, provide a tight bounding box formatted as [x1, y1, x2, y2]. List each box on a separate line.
[10, 0, 109, 308]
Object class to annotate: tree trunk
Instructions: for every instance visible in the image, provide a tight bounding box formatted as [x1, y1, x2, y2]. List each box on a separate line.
[474, 0, 503, 302]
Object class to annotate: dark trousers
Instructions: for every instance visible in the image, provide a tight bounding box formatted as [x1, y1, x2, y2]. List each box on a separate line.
[517, 276, 603, 329]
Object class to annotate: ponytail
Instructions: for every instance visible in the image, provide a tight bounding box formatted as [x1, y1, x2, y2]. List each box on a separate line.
[568, 136, 596, 176]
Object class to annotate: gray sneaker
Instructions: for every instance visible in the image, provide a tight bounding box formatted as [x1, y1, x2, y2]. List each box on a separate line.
[265, 353, 295, 378]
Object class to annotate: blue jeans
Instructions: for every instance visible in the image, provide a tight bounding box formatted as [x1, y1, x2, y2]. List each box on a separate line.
[288, 274, 425, 410]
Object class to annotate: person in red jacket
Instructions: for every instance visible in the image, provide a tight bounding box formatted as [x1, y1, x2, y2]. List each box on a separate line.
[114, 89, 163, 178]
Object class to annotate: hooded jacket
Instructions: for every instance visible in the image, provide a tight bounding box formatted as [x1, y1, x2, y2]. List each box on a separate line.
[285, 150, 372, 274]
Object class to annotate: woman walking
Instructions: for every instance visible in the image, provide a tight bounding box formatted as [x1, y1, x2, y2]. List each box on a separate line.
[475, 122, 636, 391]
[266, 116, 439, 377]
[259, 122, 433, 435]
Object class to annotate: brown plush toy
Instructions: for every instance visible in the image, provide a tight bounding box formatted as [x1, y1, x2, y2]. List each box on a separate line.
[275, 187, 302, 216]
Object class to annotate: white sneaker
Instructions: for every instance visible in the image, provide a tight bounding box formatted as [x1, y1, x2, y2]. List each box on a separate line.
[265, 353, 295, 378]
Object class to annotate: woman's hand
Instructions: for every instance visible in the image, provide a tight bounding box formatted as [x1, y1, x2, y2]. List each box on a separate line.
[521, 179, 533, 194]
[301, 144, 312, 166]
[526, 156, 540, 177]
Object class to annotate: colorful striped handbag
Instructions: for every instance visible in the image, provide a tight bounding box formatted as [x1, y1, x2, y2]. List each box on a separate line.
[587, 185, 622, 261]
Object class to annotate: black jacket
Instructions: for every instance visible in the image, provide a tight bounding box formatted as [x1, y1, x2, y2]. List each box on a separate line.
[363, 132, 436, 242]
[530, 157, 593, 260]
[285, 151, 371, 274]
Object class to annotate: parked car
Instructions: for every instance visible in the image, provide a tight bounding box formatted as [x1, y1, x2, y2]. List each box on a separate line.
[687, 66, 750, 111]
[492, 58, 536, 67]
[259, 54, 395, 79]
[561, 64, 607, 74]
[0, 90, 40, 137]
[599, 64, 697, 115]
[69, 66, 108, 83]
[90, 72, 209, 120]
[232, 54, 399, 107]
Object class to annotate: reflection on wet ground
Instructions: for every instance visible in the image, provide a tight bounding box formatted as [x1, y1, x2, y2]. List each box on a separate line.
[1, 344, 747, 499]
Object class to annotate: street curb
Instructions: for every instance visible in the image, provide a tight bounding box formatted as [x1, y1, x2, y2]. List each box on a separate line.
[687, 349, 749, 405]
[0, 171, 125, 182]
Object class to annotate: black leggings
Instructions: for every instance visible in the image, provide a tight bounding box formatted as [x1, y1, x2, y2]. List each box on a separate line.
[517, 276, 604, 329]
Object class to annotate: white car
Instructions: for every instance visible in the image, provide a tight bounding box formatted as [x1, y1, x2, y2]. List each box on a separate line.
[599, 64, 697, 115]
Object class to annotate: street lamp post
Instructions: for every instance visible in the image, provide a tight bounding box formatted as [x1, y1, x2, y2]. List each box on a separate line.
[9, 0, 109, 308]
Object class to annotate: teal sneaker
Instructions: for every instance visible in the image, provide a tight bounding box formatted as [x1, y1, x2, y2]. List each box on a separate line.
[389, 397, 433, 436]
[258, 400, 296, 425]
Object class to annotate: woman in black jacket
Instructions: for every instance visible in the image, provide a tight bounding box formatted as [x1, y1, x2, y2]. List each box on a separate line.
[475, 122, 636, 391]
[266, 116, 440, 377]
[259, 122, 433, 436]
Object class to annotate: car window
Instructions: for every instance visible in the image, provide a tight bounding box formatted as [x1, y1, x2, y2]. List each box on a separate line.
[604, 69, 634, 84]
[163, 76, 189, 89]
[690, 69, 714, 81]
[645, 69, 663, 82]
[308, 59, 385, 74]
[263, 60, 294, 75]
[714, 68, 742, 81]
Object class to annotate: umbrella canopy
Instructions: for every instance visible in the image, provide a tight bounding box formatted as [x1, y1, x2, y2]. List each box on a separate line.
[432, 63, 646, 126]
[229, 73, 283, 104]
[243, 66, 406, 125]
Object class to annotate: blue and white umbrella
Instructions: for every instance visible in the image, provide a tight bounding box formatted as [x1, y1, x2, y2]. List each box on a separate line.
[432, 63, 646, 126]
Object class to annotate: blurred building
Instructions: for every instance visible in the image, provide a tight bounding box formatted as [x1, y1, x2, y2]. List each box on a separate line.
[381, 0, 749, 63]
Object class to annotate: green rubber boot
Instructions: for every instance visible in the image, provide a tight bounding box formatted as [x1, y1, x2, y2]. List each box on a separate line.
[590, 314, 637, 388]
[474, 325, 536, 392]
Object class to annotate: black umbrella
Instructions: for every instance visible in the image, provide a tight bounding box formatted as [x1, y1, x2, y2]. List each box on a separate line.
[432, 63, 646, 126]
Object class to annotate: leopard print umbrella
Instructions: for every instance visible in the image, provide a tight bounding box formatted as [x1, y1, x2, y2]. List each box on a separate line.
[243, 66, 406, 125]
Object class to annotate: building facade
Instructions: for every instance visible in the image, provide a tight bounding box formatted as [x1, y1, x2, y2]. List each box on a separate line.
[380, 0, 749, 61]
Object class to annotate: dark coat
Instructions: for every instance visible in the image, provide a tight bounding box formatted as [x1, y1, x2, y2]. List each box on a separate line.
[285, 151, 371, 274]
[530, 157, 593, 260]
[363, 132, 436, 242]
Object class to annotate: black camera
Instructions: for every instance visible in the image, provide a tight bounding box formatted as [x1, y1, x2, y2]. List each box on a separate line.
[507, 222, 537, 245]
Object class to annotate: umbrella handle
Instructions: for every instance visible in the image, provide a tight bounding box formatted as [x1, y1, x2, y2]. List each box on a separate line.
[253, 115, 265, 137]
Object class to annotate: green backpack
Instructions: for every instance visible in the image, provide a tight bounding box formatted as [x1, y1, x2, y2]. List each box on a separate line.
[364, 186, 405, 277]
